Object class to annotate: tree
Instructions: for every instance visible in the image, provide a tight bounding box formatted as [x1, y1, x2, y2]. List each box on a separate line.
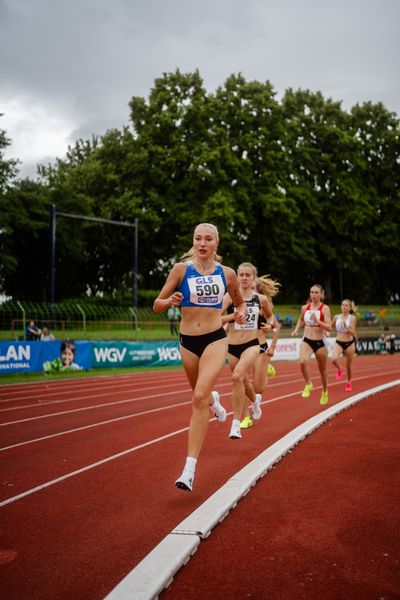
[0, 118, 19, 195]
[2, 74, 399, 303]
[0, 179, 50, 299]
[346, 102, 400, 300]
[0, 120, 20, 295]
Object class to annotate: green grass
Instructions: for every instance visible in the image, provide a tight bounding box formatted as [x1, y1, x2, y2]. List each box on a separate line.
[0, 323, 175, 342]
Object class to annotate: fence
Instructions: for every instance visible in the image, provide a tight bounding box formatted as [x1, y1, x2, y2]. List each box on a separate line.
[0, 301, 169, 341]
[9, 319, 177, 341]
[1, 300, 399, 342]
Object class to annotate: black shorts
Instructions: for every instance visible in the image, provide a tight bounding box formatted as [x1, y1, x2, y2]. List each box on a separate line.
[259, 341, 269, 354]
[228, 338, 259, 359]
[303, 337, 326, 353]
[336, 338, 355, 351]
[180, 327, 227, 358]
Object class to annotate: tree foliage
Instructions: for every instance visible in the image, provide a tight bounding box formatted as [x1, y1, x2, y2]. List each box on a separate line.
[1, 72, 399, 304]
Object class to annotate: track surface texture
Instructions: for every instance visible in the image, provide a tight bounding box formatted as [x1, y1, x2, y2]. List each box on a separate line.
[0, 354, 399, 599]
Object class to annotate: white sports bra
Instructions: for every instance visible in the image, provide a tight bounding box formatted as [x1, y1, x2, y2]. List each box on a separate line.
[336, 314, 351, 333]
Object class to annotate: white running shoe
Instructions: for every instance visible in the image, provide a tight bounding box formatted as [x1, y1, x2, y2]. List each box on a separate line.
[229, 421, 242, 439]
[251, 394, 262, 420]
[210, 390, 227, 422]
[175, 472, 193, 492]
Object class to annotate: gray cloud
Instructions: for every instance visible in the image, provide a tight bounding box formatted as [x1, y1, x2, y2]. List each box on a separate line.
[1, 0, 399, 178]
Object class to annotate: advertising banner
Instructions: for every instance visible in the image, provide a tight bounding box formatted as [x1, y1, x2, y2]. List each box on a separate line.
[271, 338, 302, 361]
[356, 336, 400, 355]
[92, 340, 182, 368]
[272, 336, 336, 360]
[3, 336, 397, 375]
[0, 341, 92, 374]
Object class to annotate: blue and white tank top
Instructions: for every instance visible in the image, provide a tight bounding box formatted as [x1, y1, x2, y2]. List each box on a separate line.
[179, 261, 227, 308]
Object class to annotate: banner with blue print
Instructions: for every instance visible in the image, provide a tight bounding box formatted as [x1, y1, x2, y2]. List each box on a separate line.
[0, 341, 92, 374]
[92, 340, 182, 368]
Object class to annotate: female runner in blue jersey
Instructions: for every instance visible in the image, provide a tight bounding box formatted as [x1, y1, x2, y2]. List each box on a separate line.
[153, 223, 247, 492]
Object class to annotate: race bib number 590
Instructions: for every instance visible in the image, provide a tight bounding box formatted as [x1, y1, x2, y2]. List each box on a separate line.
[188, 275, 224, 305]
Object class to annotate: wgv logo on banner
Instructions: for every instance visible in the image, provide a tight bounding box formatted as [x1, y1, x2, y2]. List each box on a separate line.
[92, 341, 182, 368]
[156, 346, 181, 362]
[94, 347, 127, 363]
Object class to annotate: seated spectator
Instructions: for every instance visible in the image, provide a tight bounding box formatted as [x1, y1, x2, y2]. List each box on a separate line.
[364, 310, 376, 324]
[377, 334, 386, 354]
[284, 315, 294, 328]
[26, 320, 41, 341]
[378, 330, 396, 355]
[383, 331, 396, 355]
[41, 327, 55, 341]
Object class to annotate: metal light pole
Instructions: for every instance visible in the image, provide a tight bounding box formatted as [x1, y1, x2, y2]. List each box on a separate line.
[49, 206, 138, 313]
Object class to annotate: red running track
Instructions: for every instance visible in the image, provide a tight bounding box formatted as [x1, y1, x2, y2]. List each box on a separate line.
[163, 385, 400, 600]
[0, 355, 399, 599]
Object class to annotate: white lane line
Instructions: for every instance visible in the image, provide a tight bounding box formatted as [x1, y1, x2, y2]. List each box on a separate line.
[3, 361, 386, 413]
[0, 374, 188, 404]
[0, 359, 337, 403]
[0, 371, 392, 452]
[1, 385, 303, 452]
[0, 426, 190, 508]
[0, 383, 338, 504]
[0, 387, 191, 427]
[0, 357, 393, 400]
[0, 399, 192, 451]
[0, 385, 327, 505]
[0, 371, 305, 427]
[0, 381, 191, 412]
[0, 360, 387, 409]
[0, 366, 313, 422]
[0, 370, 186, 396]
[104, 379, 400, 600]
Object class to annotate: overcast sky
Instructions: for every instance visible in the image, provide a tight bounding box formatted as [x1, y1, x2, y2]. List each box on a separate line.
[1, 0, 399, 179]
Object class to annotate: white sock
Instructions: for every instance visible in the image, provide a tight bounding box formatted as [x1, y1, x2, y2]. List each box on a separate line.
[232, 419, 241, 428]
[183, 456, 197, 476]
[210, 391, 219, 408]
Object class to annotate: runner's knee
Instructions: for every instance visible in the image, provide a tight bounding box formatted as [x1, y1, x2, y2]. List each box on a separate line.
[232, 370, 246, 386]
[192, 389, 209, 410]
